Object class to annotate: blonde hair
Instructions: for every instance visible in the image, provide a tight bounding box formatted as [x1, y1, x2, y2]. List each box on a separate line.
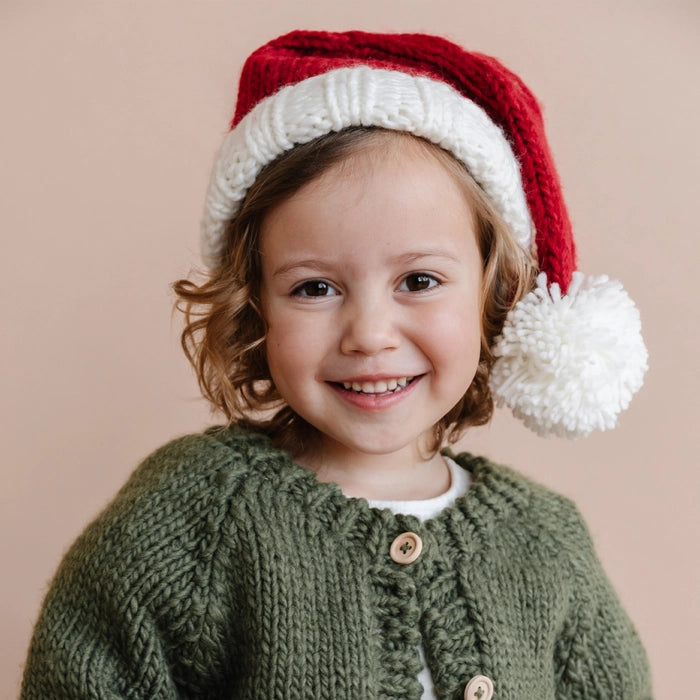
[174, 128, 537, 455]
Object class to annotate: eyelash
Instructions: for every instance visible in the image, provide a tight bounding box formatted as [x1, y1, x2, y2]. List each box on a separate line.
[397, 273, 442, 293]
[290, 273, 442, 298]
[291, 280, 338, 298]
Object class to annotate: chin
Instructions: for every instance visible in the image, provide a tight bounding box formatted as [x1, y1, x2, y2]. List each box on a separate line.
[324, 429, 430, 459]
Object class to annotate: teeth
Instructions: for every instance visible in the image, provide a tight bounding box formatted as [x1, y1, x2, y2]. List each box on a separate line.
[341, 377, 412, 394]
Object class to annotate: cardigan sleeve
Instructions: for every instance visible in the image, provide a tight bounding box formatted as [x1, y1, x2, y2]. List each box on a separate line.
[20, 528, 181, 699]
[554, 501, 653, 699]
[20, 432, 248, 699]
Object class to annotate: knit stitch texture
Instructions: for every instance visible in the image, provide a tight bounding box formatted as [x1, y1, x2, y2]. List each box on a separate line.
[21, 427, 652, 698]
[207, 30, 576, 289]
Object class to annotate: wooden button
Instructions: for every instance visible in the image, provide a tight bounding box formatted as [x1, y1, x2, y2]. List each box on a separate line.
[464, 675, 494, 700]
[389, 532, 423, 564]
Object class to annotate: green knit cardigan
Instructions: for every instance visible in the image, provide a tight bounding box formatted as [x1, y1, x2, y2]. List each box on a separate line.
[21, 427, 652, 699]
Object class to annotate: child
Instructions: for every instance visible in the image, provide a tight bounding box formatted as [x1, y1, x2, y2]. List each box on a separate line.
[21, 30, 651, 699]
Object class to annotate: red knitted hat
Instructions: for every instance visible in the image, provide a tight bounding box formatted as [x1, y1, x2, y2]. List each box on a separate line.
[201, 30, 647, 438]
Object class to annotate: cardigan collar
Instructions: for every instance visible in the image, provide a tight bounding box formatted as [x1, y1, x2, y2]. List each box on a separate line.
[207, 425, 532, 554]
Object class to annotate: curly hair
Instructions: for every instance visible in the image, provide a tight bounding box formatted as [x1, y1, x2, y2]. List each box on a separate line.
[174, 128, 537, 456]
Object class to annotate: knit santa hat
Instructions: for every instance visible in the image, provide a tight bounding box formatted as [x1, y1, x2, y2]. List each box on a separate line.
[201, 30, 647, 438]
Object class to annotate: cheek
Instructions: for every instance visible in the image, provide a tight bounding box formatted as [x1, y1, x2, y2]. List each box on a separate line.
[428, 294, 482, 345]
[266, 311, 315, 355]
[264, 312, 323, 389]
[422, 300, 483, 380]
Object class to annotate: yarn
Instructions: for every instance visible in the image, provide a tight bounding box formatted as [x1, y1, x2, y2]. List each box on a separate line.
[197, 30, 648, 439]
[491, 273, 648, 437]
[21, 429, 653, 698]
[201, 67, 532, 269]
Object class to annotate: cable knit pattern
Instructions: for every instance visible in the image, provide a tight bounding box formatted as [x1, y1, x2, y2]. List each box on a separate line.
[21, 428, 652, 699]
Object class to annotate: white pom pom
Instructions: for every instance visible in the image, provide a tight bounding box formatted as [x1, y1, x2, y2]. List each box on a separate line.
[490, 272, 648, 438]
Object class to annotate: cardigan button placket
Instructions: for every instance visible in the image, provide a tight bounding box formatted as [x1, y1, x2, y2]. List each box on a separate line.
[464, 674, 494, 700]
[389, 532, 423, 564]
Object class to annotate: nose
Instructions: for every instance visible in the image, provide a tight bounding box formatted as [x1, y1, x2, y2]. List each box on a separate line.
[339, 294, 400, 356]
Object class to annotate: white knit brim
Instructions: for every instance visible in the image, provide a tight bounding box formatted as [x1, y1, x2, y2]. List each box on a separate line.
[201, 66, 533, 268]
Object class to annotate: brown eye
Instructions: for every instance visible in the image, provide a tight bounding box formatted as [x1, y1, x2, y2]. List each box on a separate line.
[399, 273, 439, 292]
[292, 280, 337, 297]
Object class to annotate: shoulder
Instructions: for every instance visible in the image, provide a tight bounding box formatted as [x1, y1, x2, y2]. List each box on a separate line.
[55, 427, 285, 584]
[448, 458, 653, 696]
[451, 451, 583, 520]
[108, 425, 277, 510]
[445, 453, 652, 690]
[23, 427, 290, 693]
[449, 451, 596, 559]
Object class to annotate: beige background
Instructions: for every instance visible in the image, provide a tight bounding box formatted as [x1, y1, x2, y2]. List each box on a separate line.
[2, 1, 698, 697]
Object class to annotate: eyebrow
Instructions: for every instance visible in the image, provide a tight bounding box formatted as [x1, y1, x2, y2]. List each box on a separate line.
[270, 259, 333, 278]
[390, 249, 464, 266]
[269, 249, 464, 279]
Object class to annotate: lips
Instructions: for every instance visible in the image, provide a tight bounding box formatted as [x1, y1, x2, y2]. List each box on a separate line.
[338, 376, 415, 395]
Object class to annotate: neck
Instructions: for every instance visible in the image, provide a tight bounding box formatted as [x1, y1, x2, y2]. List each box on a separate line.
[296, 441, 451, 501]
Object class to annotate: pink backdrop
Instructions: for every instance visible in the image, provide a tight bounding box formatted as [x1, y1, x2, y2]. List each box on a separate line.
[2, 1, 698, 697]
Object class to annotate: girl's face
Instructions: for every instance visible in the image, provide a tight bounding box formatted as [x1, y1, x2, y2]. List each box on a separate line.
[260, 138, 483, 467]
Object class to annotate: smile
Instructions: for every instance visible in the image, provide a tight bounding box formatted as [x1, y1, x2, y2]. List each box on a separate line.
[339, 377, 415, 395]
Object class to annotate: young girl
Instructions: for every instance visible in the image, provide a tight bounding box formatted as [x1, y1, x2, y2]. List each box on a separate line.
[21, 30, 651, 699]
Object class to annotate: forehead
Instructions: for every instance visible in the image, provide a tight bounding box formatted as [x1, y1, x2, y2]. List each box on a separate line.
[329, 130, 472, 186]
[270, 132, 475, 219]
[259, 135, 480, 268]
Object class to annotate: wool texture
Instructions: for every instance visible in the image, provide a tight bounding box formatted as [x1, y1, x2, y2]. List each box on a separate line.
[491, 272, 648, 437]
[198, 29, 648, 439]
[21, 428, 652, 699]
[204, 30, 573, 287]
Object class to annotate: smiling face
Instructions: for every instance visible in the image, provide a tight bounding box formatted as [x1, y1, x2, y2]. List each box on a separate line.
[260, 135, 483, 470]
